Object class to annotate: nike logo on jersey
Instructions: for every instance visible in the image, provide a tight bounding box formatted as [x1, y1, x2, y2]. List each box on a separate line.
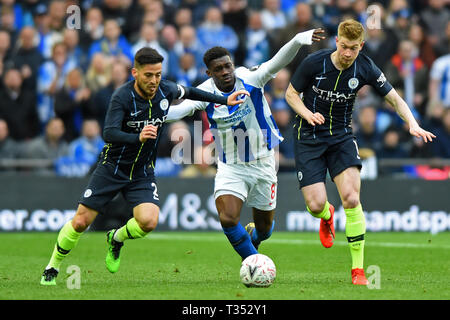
[214, 104, 222, 108]
[130, 110, 143, 117]
[315, 76, 327, 80]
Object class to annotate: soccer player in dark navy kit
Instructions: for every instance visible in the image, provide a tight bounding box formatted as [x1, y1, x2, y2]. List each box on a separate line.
[40, 47, 248, 285]
[285, 20, 435, 285]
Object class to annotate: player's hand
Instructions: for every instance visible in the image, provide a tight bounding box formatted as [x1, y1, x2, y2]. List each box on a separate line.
[139, 125, 158, 142]
[305, 112, 325, 126]
[311, 28, 326, 42]
[297, 28, 326, 45]
[227, 89, 249, 106]
[409, 125, 436, 143]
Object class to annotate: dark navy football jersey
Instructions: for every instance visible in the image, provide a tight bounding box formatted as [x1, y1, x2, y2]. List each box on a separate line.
[290, 49, 393, 139]
[101, 79, 227, 180]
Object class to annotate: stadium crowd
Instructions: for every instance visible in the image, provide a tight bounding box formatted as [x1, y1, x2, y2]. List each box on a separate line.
[0, 0, 449, 179]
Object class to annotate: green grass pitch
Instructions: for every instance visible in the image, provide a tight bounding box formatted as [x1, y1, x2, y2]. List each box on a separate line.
[0, 231, 449, 300]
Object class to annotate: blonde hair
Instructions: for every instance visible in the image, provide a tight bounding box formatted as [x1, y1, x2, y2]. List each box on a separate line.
[338, 19, 365, 41]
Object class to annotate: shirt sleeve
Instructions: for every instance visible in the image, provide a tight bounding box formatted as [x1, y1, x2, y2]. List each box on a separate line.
[178, 84, 228, 105]
[166, 82, 210, 123]
[103, 93, 140, 144]
[290, 54, 315, 93]
[365, 57, 393, 97]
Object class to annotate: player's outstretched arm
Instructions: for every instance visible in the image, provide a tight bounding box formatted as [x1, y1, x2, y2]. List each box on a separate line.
[285, 83, 324, 126]
[263, 28, 325, 77]
[384, 88, 436, 143]
[182, 86, 249, 106]
[166, 87, 249, 123]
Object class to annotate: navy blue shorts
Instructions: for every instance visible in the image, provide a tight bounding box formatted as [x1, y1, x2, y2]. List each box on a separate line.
[78, 162, 160, 213]
[293, 134, 362, 189]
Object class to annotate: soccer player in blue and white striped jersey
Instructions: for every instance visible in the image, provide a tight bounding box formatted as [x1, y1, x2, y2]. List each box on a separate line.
[166, 29, 325, 261]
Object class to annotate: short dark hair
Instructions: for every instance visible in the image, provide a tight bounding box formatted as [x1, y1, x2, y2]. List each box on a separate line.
[203, 46, 231, 68]
[134, 47, 164, 68]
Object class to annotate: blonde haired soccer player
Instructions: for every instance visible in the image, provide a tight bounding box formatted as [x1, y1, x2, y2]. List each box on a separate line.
[285, 19, 435, 285]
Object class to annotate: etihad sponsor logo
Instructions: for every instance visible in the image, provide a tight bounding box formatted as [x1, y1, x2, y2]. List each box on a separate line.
[127, 115, 167, 129]
[312, 85, 356, 103]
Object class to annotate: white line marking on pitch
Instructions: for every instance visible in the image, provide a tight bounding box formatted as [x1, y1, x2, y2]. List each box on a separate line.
[147, 234, 450, 249]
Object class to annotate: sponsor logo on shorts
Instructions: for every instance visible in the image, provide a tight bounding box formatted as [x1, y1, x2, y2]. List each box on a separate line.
[297, 171, 303, 181]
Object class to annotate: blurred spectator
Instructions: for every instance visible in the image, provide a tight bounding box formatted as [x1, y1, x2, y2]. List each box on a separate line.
[132, 23, 169, 77]
[419, 0, 450, 47]
[0, 68, 40, 140]
[334, 0, 357, 24]
[260, 0, 287, 32]
[244, 10, 270, 68]
[197, 6, 239, 56]
[275, 2, 326, 75]
[169, 25, 204, 80]
[268, 68, 295, 164]
[79, 7, 104, 52]
[180, 145, 216, 178]
[92, 60, 130, 129]
[221, 0, 248, 66]
[310, 0, 341, 36]
[354, 84, 382, 109]
[174, 52, 203, 87]
[11, 26, 43, 91]
[431, 108, 450, 158]
[0, 3, 18, 45]
[222, 0, 248, 35]
[386, 0, 412, 41]
[55, 119, 105, 177]
[0, 0, 33, 31]
[408, 23, 437, 69]
[32, 3, 61, 60]
[85, 53, 112, 94]
[428, 53, 450, 109]
[433, 20, 450, 59]
[63, 28, 87, 71]
[409, 136, 434, 158]
[37, 42, 77, 127]
[0, 28, 12, 63]
[354, 105, 382, 151]
[362, 25, 399, 72]
[100, 0, 129, 26]
[376, 126, 409, 159]
[47, 0, 66, 32]
[54, 68, 96, 141]
[384, 40, 428, 117]
[0, 118, 21, 161]
[89, 18, 134, 67]
[20, 117, 69, 175]
[352, 0, 369, 26]
[173, 7, 193, 30]
[122, 0, 169, 42]
[160, 24, 178, 52]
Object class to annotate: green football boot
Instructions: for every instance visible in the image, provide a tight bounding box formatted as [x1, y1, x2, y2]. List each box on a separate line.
[40, 267, 58, 285]
[105, 229, 124, 273]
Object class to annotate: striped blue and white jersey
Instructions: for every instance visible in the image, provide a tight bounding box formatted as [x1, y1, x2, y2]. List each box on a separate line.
[169, 65, 284, 164]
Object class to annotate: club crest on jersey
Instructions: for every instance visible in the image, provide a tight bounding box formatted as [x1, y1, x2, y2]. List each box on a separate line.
[160, 98, 169, 111]
[348, 77, 359, 90]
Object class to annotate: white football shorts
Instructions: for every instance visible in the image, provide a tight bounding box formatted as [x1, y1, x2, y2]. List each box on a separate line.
[214, 155, 277, 211]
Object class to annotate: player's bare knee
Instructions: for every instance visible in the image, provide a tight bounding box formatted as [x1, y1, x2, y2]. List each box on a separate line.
[342, 193, 360, 209]
[306, 198, 327, 214]
[219, 211, 239, 228]
[138, 216, 158, 233]
[71, 216, 89, 232]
